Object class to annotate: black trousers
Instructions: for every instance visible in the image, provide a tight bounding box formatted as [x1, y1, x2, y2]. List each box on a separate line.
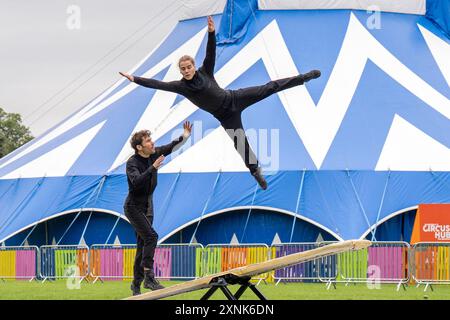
[124, 204, 158, 283]
[219, 75, 305, 173]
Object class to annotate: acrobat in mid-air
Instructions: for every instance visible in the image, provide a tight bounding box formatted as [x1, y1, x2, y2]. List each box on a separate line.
[120, 16, 321, 190]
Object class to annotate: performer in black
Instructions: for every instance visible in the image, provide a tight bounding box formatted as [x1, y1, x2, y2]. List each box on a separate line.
[120, 16, 320, 190]
[125, 121, 192, 295]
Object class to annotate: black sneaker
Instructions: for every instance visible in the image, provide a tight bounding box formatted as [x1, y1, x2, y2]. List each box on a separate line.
[301, 70, 321, 82]
[130, 280, 141, 296]
[143, 275, 165, 291]
[252, 167, 268, 190]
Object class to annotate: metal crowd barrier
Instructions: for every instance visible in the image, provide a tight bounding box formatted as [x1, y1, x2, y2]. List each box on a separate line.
[165, 243, 204, 280]
[39, 245, 89, 282]
[89, 244, 135, 282]
[0, 246, 39, 281]
[318, 241, 410, 290]
[9, 241, 450, 291]
[203, 243, 270, 284]
[410, 242, 450, 291]
[271, 243, 319, 284]
[89, 243, 204, 282]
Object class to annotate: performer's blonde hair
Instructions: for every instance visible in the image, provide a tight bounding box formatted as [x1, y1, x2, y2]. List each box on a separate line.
[178, 55, 195, 67]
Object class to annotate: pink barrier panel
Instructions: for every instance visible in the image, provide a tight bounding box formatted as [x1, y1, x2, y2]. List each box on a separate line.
[154, 248, 171, 279]
[15, 249, 36, 280]
[368, 246, 404, 280]
[100, 249, 123, 281]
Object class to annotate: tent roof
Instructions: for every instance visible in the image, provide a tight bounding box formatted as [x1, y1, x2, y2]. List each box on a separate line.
[0, 7, 449, 243]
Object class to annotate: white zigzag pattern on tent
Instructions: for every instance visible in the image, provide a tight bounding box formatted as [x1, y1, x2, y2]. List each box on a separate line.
[0, 13, 449, 178]
[1, 121, 106, 179]
[377, 115, 450, 171]
[418, 24, 450, 87]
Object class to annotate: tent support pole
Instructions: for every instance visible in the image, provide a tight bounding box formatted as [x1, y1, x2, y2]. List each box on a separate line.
[190, 171, 221, 244]
[105, 215, 121, 245]
[57, 175, 106, 245]
[371, 170, 391, 241]
[240, 184, 258, 243]
[346, 170, 375, 240]
[289, 169, 306, 243]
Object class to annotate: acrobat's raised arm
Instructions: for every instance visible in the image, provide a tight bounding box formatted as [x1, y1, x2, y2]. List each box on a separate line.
[155, 121, 192, 156]
[119, 72, 183, 94]
[202, 16, 216, 76]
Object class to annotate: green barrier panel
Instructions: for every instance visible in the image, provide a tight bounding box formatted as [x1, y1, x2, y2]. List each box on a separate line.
[55, 250, 77, 277]
[336, 248, 368, 281]
[195, 247, 203, 277]
[204, 247, 222, 275]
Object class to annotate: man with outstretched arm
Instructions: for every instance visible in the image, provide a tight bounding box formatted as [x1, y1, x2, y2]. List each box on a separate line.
[125, 121, 192, 296]
[120, 16, 320, 190]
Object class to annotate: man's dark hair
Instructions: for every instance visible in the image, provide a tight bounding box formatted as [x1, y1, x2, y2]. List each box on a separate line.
[130, 130, 151, 153]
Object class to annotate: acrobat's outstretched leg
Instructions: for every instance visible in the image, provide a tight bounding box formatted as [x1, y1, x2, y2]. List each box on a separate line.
[233, 70, 321, 112]
[220, 70, 320, 190]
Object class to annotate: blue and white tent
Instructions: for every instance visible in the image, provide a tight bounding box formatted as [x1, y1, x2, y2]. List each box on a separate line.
[0, 0, 449, 245]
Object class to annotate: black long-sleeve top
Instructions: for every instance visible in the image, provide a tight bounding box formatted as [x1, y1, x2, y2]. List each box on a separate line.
[133, 31, 232, 119]
[124, 136, 185, 209]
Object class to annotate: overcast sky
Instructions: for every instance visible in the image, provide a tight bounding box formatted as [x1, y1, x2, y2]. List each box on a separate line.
[0, 0, 185, 136]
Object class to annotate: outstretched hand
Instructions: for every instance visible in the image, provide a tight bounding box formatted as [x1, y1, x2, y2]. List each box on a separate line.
[152, 155, 165, 170]
[207, 16, 215, 32]
[119, 72, 134, 82]
[183, 121, 193, 139]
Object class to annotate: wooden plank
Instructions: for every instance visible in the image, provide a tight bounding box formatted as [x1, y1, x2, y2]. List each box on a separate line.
[124, 239, 371, 300]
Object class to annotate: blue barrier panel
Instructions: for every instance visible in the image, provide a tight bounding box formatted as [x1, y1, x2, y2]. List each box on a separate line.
[167, 244, 202, 280]
[40, 247, 55, 280]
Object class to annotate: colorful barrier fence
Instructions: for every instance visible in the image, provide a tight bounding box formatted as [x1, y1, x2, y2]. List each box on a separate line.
[39, 245, 89, 281]
[411, 242, 450, 290]
[0, 246, 39, 280]
[4, 241, 450, 288]
[203, 244, 270, 282]
[318, 241, 410, 289]
[89, 244, 203, 281]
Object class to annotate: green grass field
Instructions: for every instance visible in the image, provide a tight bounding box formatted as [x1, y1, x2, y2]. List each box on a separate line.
[0, 280, 449, 300]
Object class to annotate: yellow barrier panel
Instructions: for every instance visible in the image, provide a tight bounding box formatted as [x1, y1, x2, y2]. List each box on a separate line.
[268, 247, 277, 283]
[123, 248, 136, 280]
[247, 247, 272, 283]
[436, 246, 450, 281]
[0, 250, 16, 279]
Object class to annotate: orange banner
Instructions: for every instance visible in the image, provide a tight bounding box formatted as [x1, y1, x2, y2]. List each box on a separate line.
[411, 204, 450, 244]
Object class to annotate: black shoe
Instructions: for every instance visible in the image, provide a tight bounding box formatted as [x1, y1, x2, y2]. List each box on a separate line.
[301, 70, 321, 82]
[143, 274, 165, 291]
[252, 167, 268, 190]
[130, 280, 141, 296]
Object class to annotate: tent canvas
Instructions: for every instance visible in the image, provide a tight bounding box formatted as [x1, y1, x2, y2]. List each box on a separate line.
[1, 1, 449, 244]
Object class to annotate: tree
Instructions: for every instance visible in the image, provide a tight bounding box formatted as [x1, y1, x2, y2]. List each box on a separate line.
[0, 107, 34, 158]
